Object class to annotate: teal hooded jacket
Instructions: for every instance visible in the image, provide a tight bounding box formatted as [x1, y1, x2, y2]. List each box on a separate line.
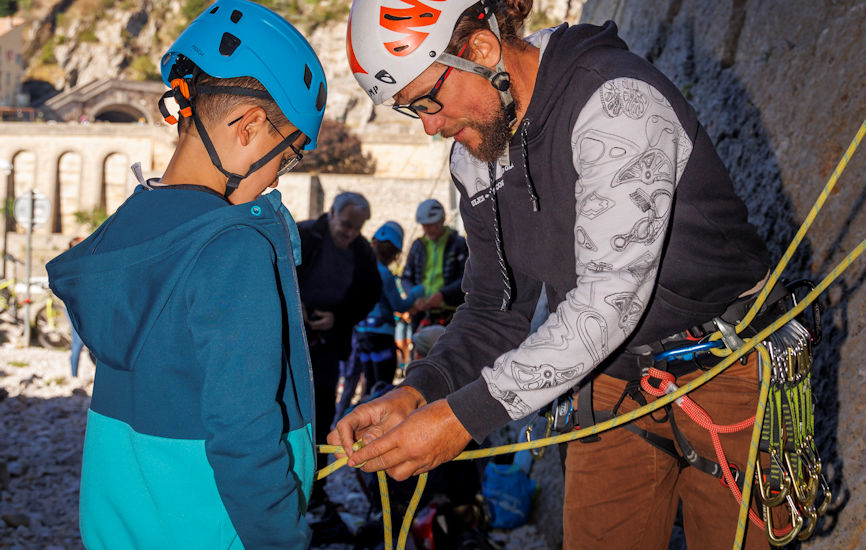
[47, 186, 315, 549]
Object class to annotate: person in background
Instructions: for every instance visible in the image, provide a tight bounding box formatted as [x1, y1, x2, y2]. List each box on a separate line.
[401, 198, 468, 330]
[356, 221, 426, 392]
[296, 191, 381, 506]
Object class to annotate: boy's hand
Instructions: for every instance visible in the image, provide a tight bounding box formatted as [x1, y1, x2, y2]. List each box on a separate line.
[308, 310, 334, 331]
[328, 386, 426, 459]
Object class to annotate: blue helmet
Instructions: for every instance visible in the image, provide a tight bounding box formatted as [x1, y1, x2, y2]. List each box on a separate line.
[160, 0, 326, 149]
[373, 221, 404, 251]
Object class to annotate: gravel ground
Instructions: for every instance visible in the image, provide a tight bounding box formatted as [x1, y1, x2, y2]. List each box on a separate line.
[0, 341, 548, 549]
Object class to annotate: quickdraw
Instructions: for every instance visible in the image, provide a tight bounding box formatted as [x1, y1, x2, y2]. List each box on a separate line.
[758, 315, 831, 545]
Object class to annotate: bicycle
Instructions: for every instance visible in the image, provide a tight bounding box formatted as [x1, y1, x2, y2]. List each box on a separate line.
[33, 282, 71, 350]
[0, 253, 23, 315]
[0, 254, 71, 349]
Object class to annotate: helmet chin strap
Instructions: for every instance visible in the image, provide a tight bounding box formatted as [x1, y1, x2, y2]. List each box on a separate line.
[435, 7, 517, 129]
[190, 108, 296, 198]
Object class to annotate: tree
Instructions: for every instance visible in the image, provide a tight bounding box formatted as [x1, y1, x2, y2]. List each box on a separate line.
[0, 1, 18, 17]
[301, 118, 376, 174]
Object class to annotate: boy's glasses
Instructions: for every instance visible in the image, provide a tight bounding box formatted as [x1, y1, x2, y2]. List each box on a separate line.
[227, 114, 304, 176]
[392, 43, 468, 119]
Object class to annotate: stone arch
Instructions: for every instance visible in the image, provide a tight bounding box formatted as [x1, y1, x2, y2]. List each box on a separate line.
[93, 103, 149, 123]
[9, 150, 35, 233]
[54, 151, 83, 234]
[101, 152, 131, 214]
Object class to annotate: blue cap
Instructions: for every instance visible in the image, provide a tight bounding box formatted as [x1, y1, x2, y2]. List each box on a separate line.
[160, 0, 326, 149]
[373, 221, 404, 250]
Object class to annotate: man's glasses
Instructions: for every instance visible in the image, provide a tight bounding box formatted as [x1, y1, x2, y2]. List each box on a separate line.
[392, 43, 468, 119]
[227, 114, 304, 176]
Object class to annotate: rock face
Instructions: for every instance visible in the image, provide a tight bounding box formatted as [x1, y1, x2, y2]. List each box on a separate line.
[522, 2, 865, 548]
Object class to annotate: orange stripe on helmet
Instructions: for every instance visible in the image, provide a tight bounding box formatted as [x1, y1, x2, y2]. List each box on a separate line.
[379, 0, 442, 57]
[346, 21, 367, 75]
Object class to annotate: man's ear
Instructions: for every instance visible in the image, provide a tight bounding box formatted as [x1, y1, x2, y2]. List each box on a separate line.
[466, 29, 502, 68]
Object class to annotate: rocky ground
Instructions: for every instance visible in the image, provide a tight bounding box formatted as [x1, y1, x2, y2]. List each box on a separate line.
[0, 340, 548, 550]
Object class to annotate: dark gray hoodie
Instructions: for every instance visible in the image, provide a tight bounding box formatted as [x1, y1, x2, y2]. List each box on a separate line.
[403, 22, 770, 442]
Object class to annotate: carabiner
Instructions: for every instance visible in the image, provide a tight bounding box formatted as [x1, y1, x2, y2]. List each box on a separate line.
[764, 494, 803, 547]
[756, 451, 791, 507]
[527, 413, 554, 459]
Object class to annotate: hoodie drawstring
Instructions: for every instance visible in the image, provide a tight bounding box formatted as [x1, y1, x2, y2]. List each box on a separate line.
[488, 161, 513, 311]
[520, 120, 540, 212]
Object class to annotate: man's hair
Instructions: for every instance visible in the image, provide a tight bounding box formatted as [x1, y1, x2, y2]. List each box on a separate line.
[330, 192, 371, 217]
[445, 0, 533, 55]
[180, 74, 289, 133]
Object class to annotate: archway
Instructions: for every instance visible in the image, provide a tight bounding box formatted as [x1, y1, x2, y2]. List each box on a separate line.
[55, 152, 83, 234]
[101, 153, 131, 214]
[93, 103, 147, 123]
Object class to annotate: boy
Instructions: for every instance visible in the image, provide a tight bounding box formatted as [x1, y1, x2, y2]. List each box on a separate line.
[47, 1, 326, 547]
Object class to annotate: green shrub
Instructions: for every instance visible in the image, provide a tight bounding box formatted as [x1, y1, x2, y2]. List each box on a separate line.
[129, 55, 160, 81]
[40, 43, 56, 64]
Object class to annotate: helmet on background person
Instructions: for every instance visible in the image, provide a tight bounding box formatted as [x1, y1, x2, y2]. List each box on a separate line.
[373, 221, 405, 251]
[416, 199, 446, 224]
[161, 0, 327, 149]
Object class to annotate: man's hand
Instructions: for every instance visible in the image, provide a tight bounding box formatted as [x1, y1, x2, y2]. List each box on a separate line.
[308, 310, 334, 331]
[328, 386, 427, 459]
[424, 291, 445, 310]
[341, 399, 472, 481]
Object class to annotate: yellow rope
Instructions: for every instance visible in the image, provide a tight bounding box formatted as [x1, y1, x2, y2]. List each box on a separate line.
[397, 473, 428, 550]
[733, 344, 772, 550]
[378, 471, 393, 550]
[711, 118, 865, 341]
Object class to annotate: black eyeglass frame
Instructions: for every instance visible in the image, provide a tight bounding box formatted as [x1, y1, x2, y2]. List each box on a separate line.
[227, 114, 305, 177]
[391, 43, 469, 119]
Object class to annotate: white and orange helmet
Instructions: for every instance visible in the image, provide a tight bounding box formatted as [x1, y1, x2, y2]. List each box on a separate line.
[347, 0, 515, 127]
[347, 0, 479, 105]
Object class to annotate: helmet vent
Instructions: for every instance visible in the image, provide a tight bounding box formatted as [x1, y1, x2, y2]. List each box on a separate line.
[219, 32, 241, 56]
[303, 65, 312, 89]
[209, 6, 218, 14]
[316, 82, 326, 111]
[230, 9, 243, 23]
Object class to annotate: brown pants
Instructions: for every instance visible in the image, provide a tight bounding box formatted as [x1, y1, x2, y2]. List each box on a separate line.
[563, 354, 770, 550]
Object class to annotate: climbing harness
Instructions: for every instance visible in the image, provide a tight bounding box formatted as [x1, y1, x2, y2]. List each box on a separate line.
[313, 118, 866, 550]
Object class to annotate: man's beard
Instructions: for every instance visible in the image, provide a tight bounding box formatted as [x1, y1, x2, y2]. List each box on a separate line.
[463, 100, 513, 164]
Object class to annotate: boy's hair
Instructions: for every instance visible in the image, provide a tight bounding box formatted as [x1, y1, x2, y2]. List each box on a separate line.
[180, 74, 290, 134]
[372, 239, 400, 265]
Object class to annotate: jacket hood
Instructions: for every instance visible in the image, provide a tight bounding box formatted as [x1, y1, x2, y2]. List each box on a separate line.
[522, 21, 627, 139]
[47, 190, 301, 371]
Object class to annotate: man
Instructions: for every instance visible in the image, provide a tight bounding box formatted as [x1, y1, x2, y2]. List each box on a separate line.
[401, 198, 468, 330]
[297, 192, 381, 477]
[333, 1, 774, 549]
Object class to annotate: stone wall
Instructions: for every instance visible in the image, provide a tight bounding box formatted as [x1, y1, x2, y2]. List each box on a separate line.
[529, 2, 866, 548]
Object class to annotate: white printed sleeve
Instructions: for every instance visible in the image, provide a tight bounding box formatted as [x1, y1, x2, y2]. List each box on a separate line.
[480, 78, 694, 419]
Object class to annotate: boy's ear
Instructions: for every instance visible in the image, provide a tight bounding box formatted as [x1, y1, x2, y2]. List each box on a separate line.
[231, 106, 268, 146]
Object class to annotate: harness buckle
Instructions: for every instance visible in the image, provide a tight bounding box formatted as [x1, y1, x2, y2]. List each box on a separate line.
[713, 317, 745, 352]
